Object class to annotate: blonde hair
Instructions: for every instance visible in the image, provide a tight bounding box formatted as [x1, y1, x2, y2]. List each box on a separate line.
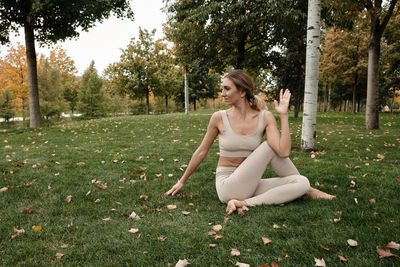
[224, 69, 267, 111]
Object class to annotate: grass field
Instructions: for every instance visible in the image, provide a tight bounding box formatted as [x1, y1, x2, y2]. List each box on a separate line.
[0, 110, 399, 266]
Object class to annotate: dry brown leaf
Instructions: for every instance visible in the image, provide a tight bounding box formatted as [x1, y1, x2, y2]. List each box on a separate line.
[182, 211, 191, 215]
[262, 237, 272, 245]
[231, 248, 240, 256]
[128, 228, 139, 234]
[338, 255, 349, 262]
[314, 258, 326, 266]
[235, 262, 250, 267]
[347, 239, 358, 247]
[387, 241, 400, 250]
[76, 162, 85, 166]
[376, 246, 399, 259]
[175, 259, 189, 267]
[95, 199, 101, 203]
[207, 231, 216, 236]
[214, 234, 223, 240]
[212, 225, 222, 231]
[237, 206, 248, 217]
[129, 211, 140, 220]
[23, 209, 34, 214]
[140, 195, 148, 200]
[271, 263, 279, 267]
[66, 195, 72, 203]
[0, 187, 8, 193]
[350, 180, 356, 188]
[61, 244, 69, 248]
[142, 204, 150, 211]
[133, 168, 142, 174]
[167, 205, 177, 210]
[209, 244, 216, 248]
[158, 236, 167, 242]
[377, 154, 385, 160]
[55, 252, 64, 259]
[369, 198, 376, 203]
[102, 217, 111, 221]
[354, 198, 358, 205]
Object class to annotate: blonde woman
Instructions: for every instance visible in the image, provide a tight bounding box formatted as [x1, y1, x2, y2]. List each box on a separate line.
[166, 69, 335, 214]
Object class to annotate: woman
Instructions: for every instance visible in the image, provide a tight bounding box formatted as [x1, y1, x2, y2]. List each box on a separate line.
[165, 69, 335, 215]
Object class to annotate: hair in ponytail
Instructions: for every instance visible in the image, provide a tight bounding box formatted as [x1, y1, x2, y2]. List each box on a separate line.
[224, 69, 267, 111]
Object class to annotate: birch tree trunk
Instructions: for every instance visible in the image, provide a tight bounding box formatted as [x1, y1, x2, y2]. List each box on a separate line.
[184, 67, 189, 115]
[301, 0, 321, 151]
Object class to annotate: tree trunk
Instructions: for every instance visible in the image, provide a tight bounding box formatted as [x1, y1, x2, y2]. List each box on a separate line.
[165, 95, 168, 113]
[193, 98, 197, 111]
[145, 89, 150, 115]
[301, 0, 321, 151]
[327, 83, 331, 111]
[352, 72, 358, 114]
[323, 83, 327, 112]
[24, 22, 41, 128]
[184, 67, 189, 115]
[366, 30, 380, 129]
[294, 103, 300, 118]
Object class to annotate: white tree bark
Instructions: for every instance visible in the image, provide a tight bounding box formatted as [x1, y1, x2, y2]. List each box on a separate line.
[301, 0, 321, 151]
[184, 66, 189, 115]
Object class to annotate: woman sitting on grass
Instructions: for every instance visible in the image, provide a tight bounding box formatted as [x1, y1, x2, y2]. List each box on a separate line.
[165, 69, 335, 215]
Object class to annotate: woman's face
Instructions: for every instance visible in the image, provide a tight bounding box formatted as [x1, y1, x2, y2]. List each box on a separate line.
[221, 78, 245, 105]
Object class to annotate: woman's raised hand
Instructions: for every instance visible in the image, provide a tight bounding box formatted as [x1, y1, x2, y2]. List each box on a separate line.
[274, 89, 291, 115]
[165, 180, 184, 196]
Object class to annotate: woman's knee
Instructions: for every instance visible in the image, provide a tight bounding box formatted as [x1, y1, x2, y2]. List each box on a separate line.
[297, 175, 310, 192]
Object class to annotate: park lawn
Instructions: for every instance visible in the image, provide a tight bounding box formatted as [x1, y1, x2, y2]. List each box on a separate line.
[0, 111, 399, 266]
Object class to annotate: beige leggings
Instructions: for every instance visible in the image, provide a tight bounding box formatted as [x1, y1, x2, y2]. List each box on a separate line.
[215, 141, 310, 206]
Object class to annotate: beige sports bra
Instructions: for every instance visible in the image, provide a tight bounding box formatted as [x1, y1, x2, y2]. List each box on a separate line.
[218, 110, 265, 157]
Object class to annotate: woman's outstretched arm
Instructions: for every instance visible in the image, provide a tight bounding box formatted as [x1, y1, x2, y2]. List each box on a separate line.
[165, 112, 219, 196]
[265, 89, 291, 158]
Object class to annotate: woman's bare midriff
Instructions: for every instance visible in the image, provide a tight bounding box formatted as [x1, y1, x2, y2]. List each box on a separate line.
[217, 156, 246, 167]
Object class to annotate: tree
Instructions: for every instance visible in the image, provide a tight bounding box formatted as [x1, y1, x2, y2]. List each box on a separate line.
[114, 29, 164, 115]
[37, 58, 68, 119]
[0, 89, 15, 122]
[78, 61, 108, 117]
[301, 0, 321, 151]
[0, 43, 28, 121]
[0, 0, 133, 128]
[322, 0, 399, 128]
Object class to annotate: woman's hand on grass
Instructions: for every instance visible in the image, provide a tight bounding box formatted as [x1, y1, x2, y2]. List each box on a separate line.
[165, 180, 184, 196]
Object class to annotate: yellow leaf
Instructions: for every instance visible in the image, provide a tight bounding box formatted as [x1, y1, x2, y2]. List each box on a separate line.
[32, 225, 42, 232]
[262, 237, 272, 245]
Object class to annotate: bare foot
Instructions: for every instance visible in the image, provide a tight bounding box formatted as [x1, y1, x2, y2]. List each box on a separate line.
[226, 199, 247, 215]
[305, 187, 336, 200]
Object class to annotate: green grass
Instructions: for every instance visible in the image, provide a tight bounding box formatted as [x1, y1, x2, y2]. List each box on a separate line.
[1, 111, 399, 266]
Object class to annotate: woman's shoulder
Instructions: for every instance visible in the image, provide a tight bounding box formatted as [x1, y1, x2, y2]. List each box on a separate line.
[262, 110, 276, 125]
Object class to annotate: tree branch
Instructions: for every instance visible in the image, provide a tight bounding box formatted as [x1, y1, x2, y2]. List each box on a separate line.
[379, 0, 398, 33]
[364, 0, 374, 10]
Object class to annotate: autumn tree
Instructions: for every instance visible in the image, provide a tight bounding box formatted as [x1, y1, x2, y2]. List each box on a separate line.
[0, 0, 133, 128]
[0, 44, 28, 121]
[78, 61, 108, 117]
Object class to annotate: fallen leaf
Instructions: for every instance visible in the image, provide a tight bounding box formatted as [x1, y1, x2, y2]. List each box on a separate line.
[213, 225, 222, 231]
[95, 199, 101, 203]
[129, 211, 140, 220]
[314, 258, 326, 266]
[376, 246, 399, 259]
[182, 211, 191, 215]
[262, 237, 272, 245]
[23, 209, 34, 214]
[61, 244, 69, 248]
[338, 255, 349, 262]
[369, 198, 376, 203]
[271, 263, 279, 267]
[387, 241, 400, 250]
[133, 168, 142, 174]
[55, 252, 64, 259]
[214, 234, 223, 240]
[128, 228, 139, 234]
[32, 225, 42, 232]
[158, 236, 167, 242]
[237, 206, 249, 217]
[273, 224, 280, 229]
[102, 217, 111, 221]
[167, 205, 177, 210]
[347, 239, 358, 247]
[140, 195, 148, 200]
[168, 173, 174, 177]
[354, 198, 358, 205]
[66, 195, 72, 203]
[231, 248, 240, 256]
[377, 154, 385, 160]
[0, 187, 8, 193]
[76, 162, 85, 166]
[175, 259, 190, 267]
[209, 244, 217, 248]
[350, 180, 356, 188]
[235, 262, 250, 267]
[333, 211, 342, 216]
[207, 231, 216, 236]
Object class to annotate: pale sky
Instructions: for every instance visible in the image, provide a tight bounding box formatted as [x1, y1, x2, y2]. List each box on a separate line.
[0, 0, 167, 75]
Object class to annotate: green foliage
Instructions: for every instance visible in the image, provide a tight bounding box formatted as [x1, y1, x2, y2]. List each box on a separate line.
[0, 0, 133, 45]
[0, 89, 15, 122]
[78, 61, 108, 117]
[38, 60, 68, 119]
[63, 83, 79, 115]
